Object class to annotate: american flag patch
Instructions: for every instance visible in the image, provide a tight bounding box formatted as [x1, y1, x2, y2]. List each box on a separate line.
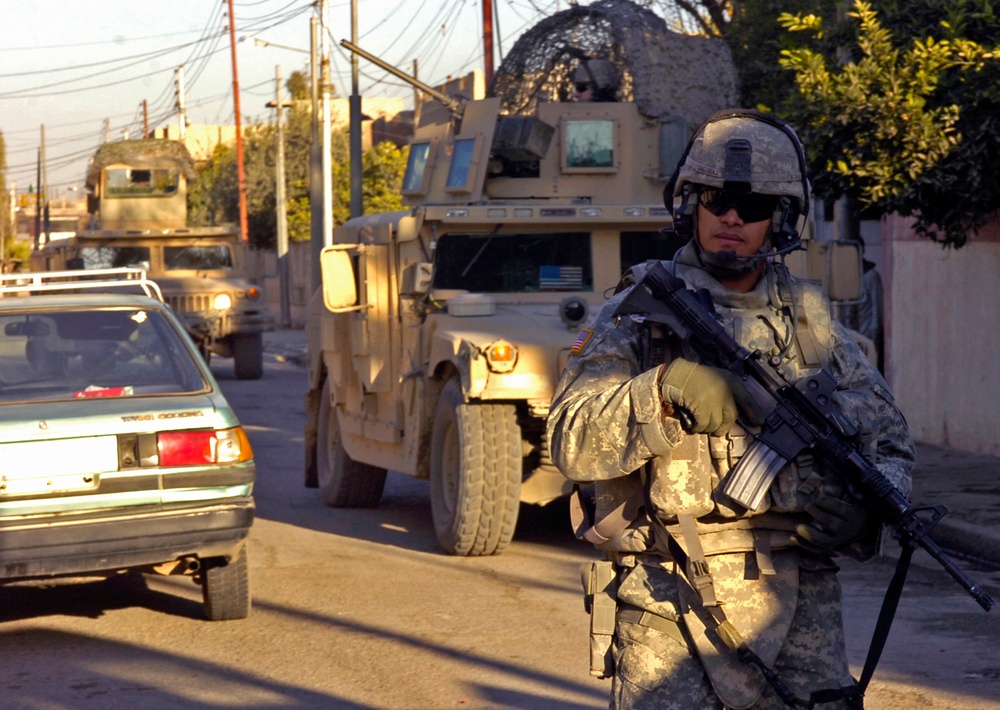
[539, 265, 583, 290]
[570, 328, 594, 354]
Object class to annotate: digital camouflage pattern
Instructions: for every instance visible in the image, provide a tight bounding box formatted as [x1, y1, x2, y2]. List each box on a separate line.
[548, 241, 916, 708]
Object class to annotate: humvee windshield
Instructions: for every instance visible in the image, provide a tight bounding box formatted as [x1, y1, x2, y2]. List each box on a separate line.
[433, 231, 592, 293]
[79, 246, 152, 271]
[620, 231, 686, 275]
[164, 246, 233, 271]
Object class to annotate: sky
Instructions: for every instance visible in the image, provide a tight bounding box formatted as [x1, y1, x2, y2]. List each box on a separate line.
[2, 0, 572, 198]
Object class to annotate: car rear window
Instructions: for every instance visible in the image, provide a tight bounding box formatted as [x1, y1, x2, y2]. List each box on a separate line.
[0, 307, 208, 402]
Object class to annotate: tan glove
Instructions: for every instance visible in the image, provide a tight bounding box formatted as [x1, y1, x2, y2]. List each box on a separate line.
[659, 358, 741, 436]
[794, 485, 870, 550]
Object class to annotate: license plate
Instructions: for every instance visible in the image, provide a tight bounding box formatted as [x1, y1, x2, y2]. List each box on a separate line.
[0, 436, 118, 495]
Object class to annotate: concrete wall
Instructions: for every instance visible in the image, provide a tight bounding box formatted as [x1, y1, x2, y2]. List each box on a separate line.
[250, 240, 315, 329]
[884, 214, 1000, 455]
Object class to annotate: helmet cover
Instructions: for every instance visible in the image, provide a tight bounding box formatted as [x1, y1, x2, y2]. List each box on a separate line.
[670, 111, 809, 218]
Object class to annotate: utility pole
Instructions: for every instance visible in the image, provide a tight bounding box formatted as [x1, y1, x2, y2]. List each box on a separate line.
[175, 65, 187, 140]
[349, 0, 362, 219]
[267, 66, 292, 328]
[309, 14, 323, 293]
[227, 0, 250, 242]
[142, 99, 149, 138]
[40, 125, 49, 248]
[34, 148, 41, 251]
[482, 0, 494, 85]
[321, 0, 334, 246]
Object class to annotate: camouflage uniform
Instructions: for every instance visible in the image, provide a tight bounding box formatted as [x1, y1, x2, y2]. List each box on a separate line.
[548, 241, 915, 709]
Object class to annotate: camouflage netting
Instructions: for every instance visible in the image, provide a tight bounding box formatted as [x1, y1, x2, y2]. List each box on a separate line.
[488, 0, 738, 126]
[86, 139, 196, 189]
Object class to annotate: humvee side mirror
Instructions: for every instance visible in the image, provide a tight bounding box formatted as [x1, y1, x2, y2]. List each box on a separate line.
[397, 216, 420, 242]
[320, 246, 368, 313]
[826, 241, 862, 302]
[66, 257, 85, 270]
[784, 240, 862, 302]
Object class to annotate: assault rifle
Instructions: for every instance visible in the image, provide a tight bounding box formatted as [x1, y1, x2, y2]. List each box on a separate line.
[613, 261, 994, 612]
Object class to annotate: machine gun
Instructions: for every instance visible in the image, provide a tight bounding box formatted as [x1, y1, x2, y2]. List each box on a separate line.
[613, 261, 994, 612]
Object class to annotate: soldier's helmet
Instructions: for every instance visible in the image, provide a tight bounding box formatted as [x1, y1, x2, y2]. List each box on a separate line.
[571, 59, 619, 102]
[665, 109, 810, 256]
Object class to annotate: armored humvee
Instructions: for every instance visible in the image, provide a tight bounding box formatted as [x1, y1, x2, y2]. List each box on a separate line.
[303, 0, 860, 556]
[31, 139, 273, 380]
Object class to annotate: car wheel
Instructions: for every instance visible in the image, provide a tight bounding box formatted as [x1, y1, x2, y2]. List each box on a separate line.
[317, 378, 387, 507]
[430, 378, 522, 556]
[233, 333, 263, 380]
[201, 545, 250, 621]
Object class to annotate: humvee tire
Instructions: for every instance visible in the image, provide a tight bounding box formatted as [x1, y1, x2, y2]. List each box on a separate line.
[430, 378, 521, 556]
[232, 333, 264, 380]
[316, 379, 387, 507]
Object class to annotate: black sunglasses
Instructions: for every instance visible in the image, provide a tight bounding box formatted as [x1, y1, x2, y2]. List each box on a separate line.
[698, 189, 779, 223]
[574, 82, 590, 92]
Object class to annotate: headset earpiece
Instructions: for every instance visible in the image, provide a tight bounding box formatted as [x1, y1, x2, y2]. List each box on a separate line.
[672, 184, 697, 240]
[770, 196, 802, 252]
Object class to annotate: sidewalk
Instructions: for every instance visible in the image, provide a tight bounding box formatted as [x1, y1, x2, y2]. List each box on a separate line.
[265, 328, 1000, 566]
[910, 442, 1000, 566]
[263, 327, 308, 366]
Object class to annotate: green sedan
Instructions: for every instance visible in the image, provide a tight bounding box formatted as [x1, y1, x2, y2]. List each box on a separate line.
[0, 268, 255, 620]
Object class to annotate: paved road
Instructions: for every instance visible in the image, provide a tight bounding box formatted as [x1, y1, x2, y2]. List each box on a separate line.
[0, 352, 997, 709]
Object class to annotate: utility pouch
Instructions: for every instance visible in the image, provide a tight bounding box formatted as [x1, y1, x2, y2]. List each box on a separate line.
[580, 560, 618, 679]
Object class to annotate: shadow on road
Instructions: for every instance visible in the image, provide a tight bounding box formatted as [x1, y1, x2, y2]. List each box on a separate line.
[0, 626, 372, 709]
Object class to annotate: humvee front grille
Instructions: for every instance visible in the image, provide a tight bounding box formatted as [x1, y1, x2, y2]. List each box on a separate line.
[166, 294, 214, 313]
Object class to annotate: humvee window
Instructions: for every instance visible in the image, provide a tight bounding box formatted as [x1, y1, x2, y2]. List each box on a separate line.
[563, 119, 616, 171]
[105, 168, 180, 197]
[164, 246, 233, 271]
[433, 232, 592, 293]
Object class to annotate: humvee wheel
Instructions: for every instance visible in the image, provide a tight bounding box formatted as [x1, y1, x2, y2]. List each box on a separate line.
[233, 333, 263, 380]
[317, 379, 387, 507]
[430, 378, 522, 556]
[200, 545, 250, 621]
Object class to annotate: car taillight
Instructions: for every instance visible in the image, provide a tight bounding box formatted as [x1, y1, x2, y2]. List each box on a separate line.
[157, 427, 254, 466]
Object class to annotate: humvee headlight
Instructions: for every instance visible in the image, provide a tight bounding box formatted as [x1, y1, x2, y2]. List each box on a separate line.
[485, 340, 517, 373]
[213, 293, 233, 310]
[245, 286, 261, 301]
[580, 207, 602, 218]
[560, 296, 589, 328]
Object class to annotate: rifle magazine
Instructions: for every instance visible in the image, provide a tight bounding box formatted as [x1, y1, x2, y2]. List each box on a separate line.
[720, 439, 789, 510]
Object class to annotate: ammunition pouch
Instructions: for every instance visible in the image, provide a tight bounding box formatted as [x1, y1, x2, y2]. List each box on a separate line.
[580, 560, 618, 679]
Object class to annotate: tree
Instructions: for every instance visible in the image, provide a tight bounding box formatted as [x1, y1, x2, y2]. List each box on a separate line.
[188, 93, 406, 250]
[726, 0, 843, 111]
[332, 141, 408, 226]
[779, 0, 999, 248]
[650, 0, 732, 36]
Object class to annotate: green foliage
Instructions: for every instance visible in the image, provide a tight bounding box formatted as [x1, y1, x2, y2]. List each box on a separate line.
[188, 103, 406, 249]
[778, 0, 998, 247]
[726, 0, 841, 112]
[0, 130, 10, 249]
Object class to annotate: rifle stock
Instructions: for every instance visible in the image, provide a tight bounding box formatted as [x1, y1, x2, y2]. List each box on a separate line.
[614, 261, 994, 612]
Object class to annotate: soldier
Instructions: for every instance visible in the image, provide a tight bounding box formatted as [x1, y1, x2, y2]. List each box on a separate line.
[572, 58, 620, 102]
[547, 109, 915, 709]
